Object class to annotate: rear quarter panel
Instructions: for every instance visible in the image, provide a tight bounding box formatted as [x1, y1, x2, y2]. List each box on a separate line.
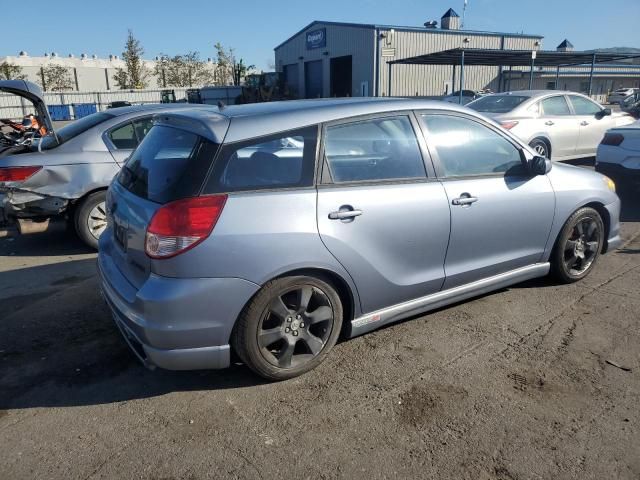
[150, 190, 363, 317]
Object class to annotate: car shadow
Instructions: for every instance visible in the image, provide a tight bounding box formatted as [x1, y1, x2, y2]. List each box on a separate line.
[0, 221, 94, 257]
[0, 259, 265, 411]
[619, 187, 640, 223]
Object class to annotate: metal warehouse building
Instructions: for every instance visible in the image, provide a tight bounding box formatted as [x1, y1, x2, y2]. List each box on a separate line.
[274, 8, 640, 101]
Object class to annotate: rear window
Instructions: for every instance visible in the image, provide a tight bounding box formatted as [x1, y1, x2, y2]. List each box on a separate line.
[118, 125, 217, 203]
[468, 95, 529, 113]
[39, 111, 114, 150]
[204, 126, 318, 193]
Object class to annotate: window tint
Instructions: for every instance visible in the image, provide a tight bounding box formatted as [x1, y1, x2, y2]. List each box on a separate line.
[324, 116, 426, 182]
[118, 125, 217, 203]
[468, 95, 529, 113]
[40, 112, 114, 150]
[568, 95, 602, 115]
[422, 115, 523, 177]
[205, 126, 317, 193]
[541, 96, 571, 116]
[108, 122, 137, 149]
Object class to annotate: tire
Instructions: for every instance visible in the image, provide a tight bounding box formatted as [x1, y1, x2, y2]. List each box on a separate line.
[529, 138, 550, 159]
[551, 207, 604, 284]
[232, 275, 343, 381]
[74, 190, 107, 250]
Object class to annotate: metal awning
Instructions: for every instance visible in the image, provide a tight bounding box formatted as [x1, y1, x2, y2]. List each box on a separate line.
[390, 48, 640, 67]
[386, 48, 640, 101]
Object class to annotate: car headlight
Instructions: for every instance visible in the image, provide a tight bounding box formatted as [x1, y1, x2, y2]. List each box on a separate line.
[603, 175, 616, 193]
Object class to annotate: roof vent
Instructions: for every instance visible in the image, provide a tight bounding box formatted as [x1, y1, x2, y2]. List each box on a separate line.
[441, 8, 460, 30]
[92, 54, 97, 59]
[18, 51, 28, 57]
[68, 53, 74, 58]
[80, 53, 87, 59]
[51, 52, 58, 57]
[557, 39, 574, 52]
[424, 20, 438, 29]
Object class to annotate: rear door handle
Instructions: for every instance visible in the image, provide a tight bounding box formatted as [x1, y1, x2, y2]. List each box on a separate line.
[545, 120, 555, 126]
[581, 121, 589, 126]
[329, 208, 363, 220]
[452, 194, 478, 206]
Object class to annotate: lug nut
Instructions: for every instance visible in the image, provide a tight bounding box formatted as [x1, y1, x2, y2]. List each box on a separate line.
[285, 327, 290, 333]
[293, 331, 299, 336]
[296, 315, 301, 320]
[300, 322, 305, 328]
[286, 317, 292, 322]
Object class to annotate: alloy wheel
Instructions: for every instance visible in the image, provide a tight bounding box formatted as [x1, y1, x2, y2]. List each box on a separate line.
[563, 216, 601, 276]
[258, 286, 335, 369]
[87, 201, 108, 240]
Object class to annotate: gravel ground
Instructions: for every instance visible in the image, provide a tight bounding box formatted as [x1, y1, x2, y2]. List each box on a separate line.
[1, 173, 639, 480]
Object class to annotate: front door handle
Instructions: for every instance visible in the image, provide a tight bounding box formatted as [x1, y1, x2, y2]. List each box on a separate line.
[545, 120, 555, 126]
[452, 193, 478, 206]
[329, 207, 363, 220]
[580, 121, 589, 126]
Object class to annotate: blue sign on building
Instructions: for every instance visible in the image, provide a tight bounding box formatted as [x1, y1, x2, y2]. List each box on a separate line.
[306, 28, 326, 50]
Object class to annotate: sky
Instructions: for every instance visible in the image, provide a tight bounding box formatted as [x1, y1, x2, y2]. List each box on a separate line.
[3, 0, 639, 70]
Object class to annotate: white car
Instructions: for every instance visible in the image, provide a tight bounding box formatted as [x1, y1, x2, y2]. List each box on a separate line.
[608, 88, 639, 106]
[468, 90, 635, 161]
[596, 120, 640, 191]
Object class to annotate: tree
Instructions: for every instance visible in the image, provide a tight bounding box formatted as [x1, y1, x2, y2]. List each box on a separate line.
[213, 42, 234, 86]
[0, 62, 26, 81]
[232, 58, 255, 86]
[153, 51, 215, 88]
[40, 64, 74, 91]
[114, 29, 150, 89]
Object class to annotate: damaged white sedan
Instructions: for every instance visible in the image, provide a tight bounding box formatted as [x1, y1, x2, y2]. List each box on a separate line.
[0, 80, 203, 248]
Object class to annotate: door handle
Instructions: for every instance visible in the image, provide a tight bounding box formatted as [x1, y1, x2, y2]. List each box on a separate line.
[329, 208, 363, 220]
[452, 194, 478, 206]
[580, 121, 589, 126]
[545, 121, 555, 126]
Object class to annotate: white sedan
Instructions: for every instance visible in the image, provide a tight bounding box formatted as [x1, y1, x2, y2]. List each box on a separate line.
[596, 120, 640, 191]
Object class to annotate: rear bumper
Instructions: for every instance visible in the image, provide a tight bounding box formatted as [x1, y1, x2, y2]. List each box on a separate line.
[97, 246, 260, 371]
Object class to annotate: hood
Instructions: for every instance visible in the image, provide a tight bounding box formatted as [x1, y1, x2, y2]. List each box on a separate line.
[0, 80, 57, 143]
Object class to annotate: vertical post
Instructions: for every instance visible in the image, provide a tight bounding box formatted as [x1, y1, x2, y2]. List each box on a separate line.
[451, 64, 456, 95]
[555, 65, 560, 90]
[588, 53, 596, 96]
[387, 61, 392, 97]
[529, 54, 535, 90]
[459, 50, 465, 104]
[507, 66, 512, 91]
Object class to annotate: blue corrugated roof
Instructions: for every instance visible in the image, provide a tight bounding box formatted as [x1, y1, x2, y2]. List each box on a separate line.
[274, 20, 544, 50]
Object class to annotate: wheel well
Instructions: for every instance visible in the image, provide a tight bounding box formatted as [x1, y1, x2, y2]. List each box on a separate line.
[530, 137, 552, 157]
[274, 268, 356, 338]
[68, 187, 107, 214]
[584, 202, 611, 253]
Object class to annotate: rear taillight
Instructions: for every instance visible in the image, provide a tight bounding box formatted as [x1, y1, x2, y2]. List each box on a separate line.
[601, 132, 624, 146]
[0, 166, 42, 182]
[145, 195, 227, 259]
[500, 121, 519, 130]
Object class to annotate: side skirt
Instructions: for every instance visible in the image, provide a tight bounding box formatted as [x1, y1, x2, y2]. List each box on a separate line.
[349, 263, 550, 338]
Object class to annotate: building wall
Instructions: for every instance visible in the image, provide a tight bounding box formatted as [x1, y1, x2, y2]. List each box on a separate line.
[275, 23, 376, 98]
[379, 29, 541, 97]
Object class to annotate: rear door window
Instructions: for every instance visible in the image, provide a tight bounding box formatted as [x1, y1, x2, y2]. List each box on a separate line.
[204, 126, 318, 193]
[108, 122, 137, 149]
[324, 116, 426, 182]
[118, 125, 217, 203]
[541, 96, 571, 116]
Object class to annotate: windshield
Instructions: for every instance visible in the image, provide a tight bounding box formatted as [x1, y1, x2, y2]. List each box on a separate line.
[468, 95, 530, 113]
[37, 112, 115, 150]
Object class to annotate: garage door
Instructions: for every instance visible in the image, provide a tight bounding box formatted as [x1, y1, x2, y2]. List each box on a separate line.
[305, 60, 323, 99]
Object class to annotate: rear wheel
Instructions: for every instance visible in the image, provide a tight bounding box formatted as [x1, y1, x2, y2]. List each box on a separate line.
[232, 275, 343, 380]
[529, 138, 550, 159]
[74, 191, 107, 250]
[551, 207, 604, 283]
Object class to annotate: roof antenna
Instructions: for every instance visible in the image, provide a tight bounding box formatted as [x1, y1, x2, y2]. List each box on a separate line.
[217, 100, 226, 110]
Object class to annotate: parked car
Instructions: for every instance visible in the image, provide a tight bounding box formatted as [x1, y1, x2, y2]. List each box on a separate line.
[441, 90, 485, 105]
[596, 120, 640, 191]
[0, 80, 208, 248]
[467, 90, 635, 160]
[98, 97, 622, 381]
[607, 87, 638, 106]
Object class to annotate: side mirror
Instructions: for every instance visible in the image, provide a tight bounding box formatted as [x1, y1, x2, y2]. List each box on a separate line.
[596, 107, 612, 119]
[529, 155, 551, 176]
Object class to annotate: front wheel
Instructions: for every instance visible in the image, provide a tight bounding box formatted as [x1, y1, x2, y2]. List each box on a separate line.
[551, 207, 604, 283]
[232, 275, 343, 381]
[74, 191, 107, 250]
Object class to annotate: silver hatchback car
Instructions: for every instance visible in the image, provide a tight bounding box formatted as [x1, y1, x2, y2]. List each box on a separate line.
[468, 90, 634, 161]
[98, 98, 622, 380]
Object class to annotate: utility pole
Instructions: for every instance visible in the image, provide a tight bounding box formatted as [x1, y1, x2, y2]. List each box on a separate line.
[461, 0, 468, 29]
